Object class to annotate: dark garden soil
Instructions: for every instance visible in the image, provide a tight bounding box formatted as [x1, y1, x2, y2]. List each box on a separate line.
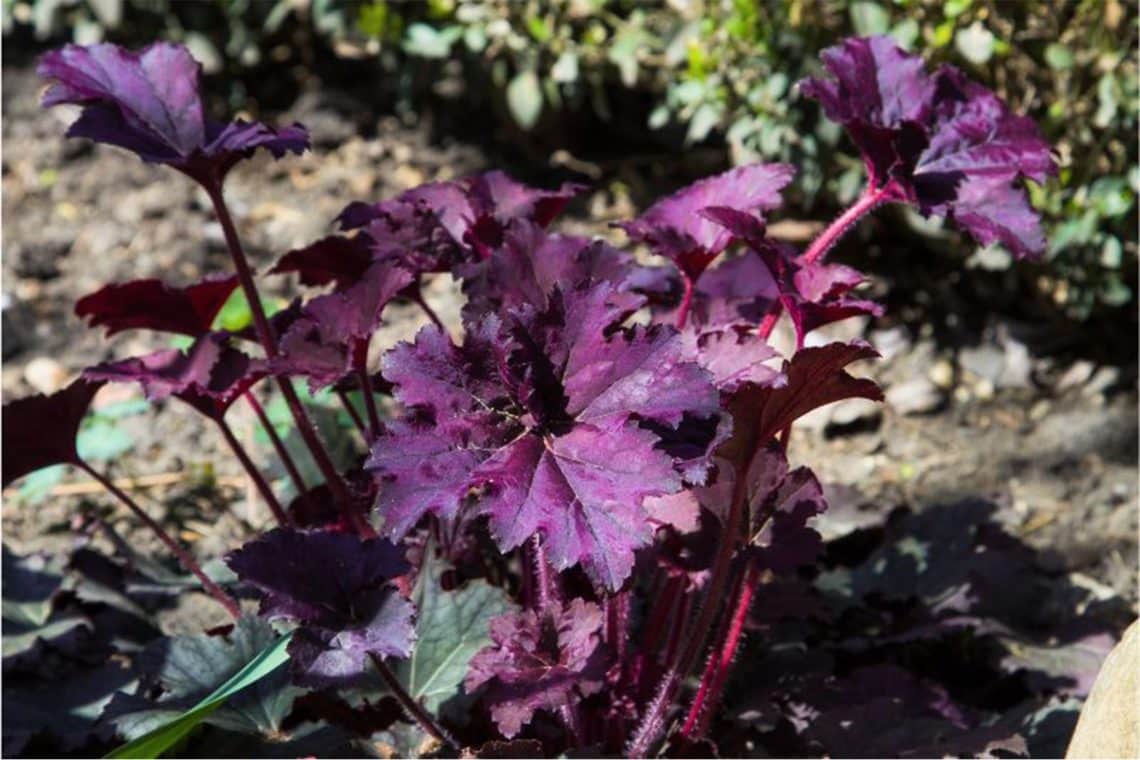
[2, 60, 1137, 755]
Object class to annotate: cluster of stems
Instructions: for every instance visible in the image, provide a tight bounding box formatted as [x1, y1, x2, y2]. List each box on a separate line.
[627, 183, 890, 757]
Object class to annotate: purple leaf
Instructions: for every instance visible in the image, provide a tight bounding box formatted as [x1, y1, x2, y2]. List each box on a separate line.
[800, 35, 1055, 258]
[370, 282, 720, 589]
[473, 424, 677, 590]
[616, 163, 794, 282]
[698, 208, 882, 343]
[38, 42, 308, 184]
[271, 261, 414, 392]
[682, 324, 784, 392]
[689, 252, 779, 329]
[338, 172, 584, 277]
[2, 378, 105, 486]
[74, 275, 239, 337]
[465, 598, 608, 738]
[225, 529, 415, 686]
[366, 415, 497, 540]
[270, 235, 373, 290]
[84, 333, 264, 419]
[722, 341, 882, 464]
[461, 221, 641, 319]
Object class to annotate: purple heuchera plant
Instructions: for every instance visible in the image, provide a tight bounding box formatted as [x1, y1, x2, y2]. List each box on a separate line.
[799, 35, 1056, 259]
[38, 42, 308, 184]
[1, 36, 1062, 757]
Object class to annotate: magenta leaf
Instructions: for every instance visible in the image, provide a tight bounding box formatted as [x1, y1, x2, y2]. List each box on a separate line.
[465, 598, 608, 738]
[271, 261, 414, 391]
[616, 163, 794, 282]
[461, 221, 641, 319]
[370, 282, 719, 589]
[74, 275, 239, 338]
[2, 378, 105, 487]
[38, 42, 308, 184]
[682, 324, 784, 392]
[225, 529, 415, 686]
[800, 35, 1055, 258]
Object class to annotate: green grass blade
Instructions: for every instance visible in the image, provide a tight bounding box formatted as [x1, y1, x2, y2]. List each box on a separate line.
[106, 630, 293, 759]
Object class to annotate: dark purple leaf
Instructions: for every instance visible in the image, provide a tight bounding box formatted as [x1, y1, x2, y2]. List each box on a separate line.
[84, 333, 264, 419]
[721, 342, 882, 465]
[465, 598, 608, 738]
[616, 163, 794, 282]
[2, 378, 104, 486]
[38, 42, 308, 183]
[746, 448, 828, 572]
[74, 275, 239, 337]
[800, 35, 1055, 258]
[269, 235, 372, 290]
[225, 529, 415, 686]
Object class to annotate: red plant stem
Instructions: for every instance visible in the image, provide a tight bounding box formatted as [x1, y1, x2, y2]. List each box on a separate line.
[244, 392, 309, 502]
[626, 457, 750, 758]
[675, 274, 695, 330]
[335, 388, 369, 438]
[368, 652, 457, 750]
[77, 460, 241, 619]
[754, 184, 892, 345]
[695, 561, 761, 737]
[799, 184, 892, 266]
[680, 560, 753, 739]
[757, 306, 780, 340]
[215, 417, 292, 527]
[357, 366, 382, 440]
[203, 182, 365, 534]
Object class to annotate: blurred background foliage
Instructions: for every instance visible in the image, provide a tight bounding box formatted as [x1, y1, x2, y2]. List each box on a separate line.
[4, 0, 1136, 322]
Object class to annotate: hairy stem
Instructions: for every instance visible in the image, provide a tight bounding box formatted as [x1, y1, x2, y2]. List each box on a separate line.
[695, 561, 760, 737]
[203, 182, 365, 534]
[799, 184, 892, 265]
[244, 392, 309, 503]
[215, 417, 291, 527]
[626, 458, 750, 757]
[369, 652, 457, 750]
[680, 560, 751, 739]
[77, 461, 241, 619]
[528, 534, 557, 613]
[675, 273, 695, 330]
